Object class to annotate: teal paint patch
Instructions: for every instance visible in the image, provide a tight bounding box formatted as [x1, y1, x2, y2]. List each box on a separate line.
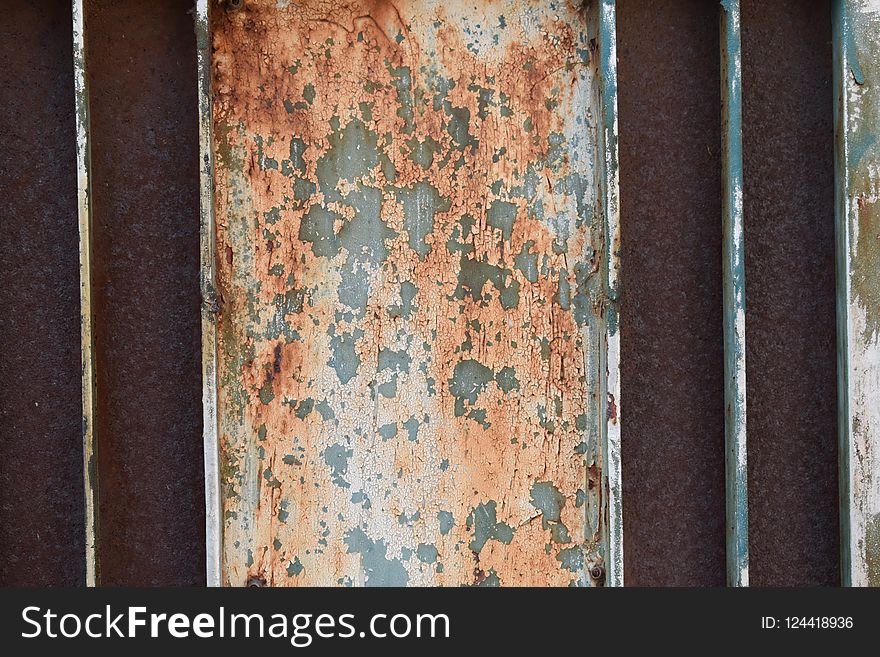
[556, 546, 583, 572]
[378, 348, 412, 373]
[444, 104, 477, 152]
[495, 366, 520, 393]
[474, 569, 500, 587]
[263, 467, 281, 489]
[530, 481, 566, 524]
[337, 184, 396, 265]
[438, 510, 454, 535]
[294, 397, 315, 419]
[316, 400, 335, 422]
[394, 181, 451, 260]
[467, 501, 514, 553]
[377, 379, 398, 398]
[514, 240, 539, 283]
[416, 543, 439, 563]
[556, 269, 571, 310]
[344, 527, 409, 587]
[448, 358, 494, 417]
[454, 255, 520, 309]
[323, 442, 353, 488]
[388, 280, 419, 319]
[486, 199, 517, 241]
[402, 416, 420, 442]
[258, 379, 275, 405]
[298, 205, 341, 258]
[286, 556, 304, 577]
[328, 327, 363, 384]
[351, 491, 371, 509]
[378, 423, 398, 440]
[315, 119, 380, 193]
[388, 65, 415, 133]
[406, 135, 442, 169]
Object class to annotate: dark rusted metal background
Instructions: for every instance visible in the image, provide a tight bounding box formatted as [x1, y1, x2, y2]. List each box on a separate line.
[85, 0, 204, 585]
[0, 0, 84, 587]
[741, 0, 839, 587]
[618, 0, 726, 586]
[0, 0, 845, 587]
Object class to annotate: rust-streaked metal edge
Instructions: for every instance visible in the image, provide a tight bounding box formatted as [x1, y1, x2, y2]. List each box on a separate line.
[196, 0, 223, 588]
[598, 0, 623, 588]
[73, 0, 99, 587]
[833, 0, 880, 588]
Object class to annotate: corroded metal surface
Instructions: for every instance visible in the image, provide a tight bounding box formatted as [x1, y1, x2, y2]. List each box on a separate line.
[0, 0, 84, 587]
[742, 0, 839, 587]
[617, 0, 726, 586]
[84, 0, 206, 586]
[834, 0, 880, 587]
[197, 0, 223, 587]
[207, 0, 619, 586]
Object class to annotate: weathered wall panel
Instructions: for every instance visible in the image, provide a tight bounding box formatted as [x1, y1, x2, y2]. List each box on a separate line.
[742, 0, 839, 587]
[834, 0, 880, 587]
[0, 0, 84, 587]
[209, 0, 618, 587]
[85, 0, 205, 585]
[617, 0, 726, 586]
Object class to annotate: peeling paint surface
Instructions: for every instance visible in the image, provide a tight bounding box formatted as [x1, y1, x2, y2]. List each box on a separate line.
[209, 0, 616, 586]
[834, 0, 880, 586]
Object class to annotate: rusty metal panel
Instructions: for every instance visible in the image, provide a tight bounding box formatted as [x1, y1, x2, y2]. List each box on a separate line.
[73, 0, 206, 586]
[834, 0, 880, 587]
[202, 0, 621, 587]
[617, 0, 726, 586]
[741, 0, 839, 587]
[0, 0, 84, 587]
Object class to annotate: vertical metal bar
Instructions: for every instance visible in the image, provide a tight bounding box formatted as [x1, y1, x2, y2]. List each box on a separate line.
[196, 0, 222, 587]
[72, 0, 98, 587]
[720, 0, 749, 587]
[833, 0, 880, 587]
[598, 0, 623, 588]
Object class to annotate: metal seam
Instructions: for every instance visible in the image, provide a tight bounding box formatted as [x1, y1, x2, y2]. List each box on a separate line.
[598, 0, 623, 588]
[831, 0, 880, 588]
[72, 0, 99, 587]
[196, 0, 223, 587]
[832, 0, 854, 590]
[720, 0, 749, 588]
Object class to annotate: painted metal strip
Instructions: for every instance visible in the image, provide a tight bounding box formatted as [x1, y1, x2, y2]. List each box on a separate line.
[720, 0, 748, 588]
[72, 0, 99, 587]
[833, 0, 880, 587]
[196, 0, 223, 588]
[598, 0, 623, 588]
[203, 0, 622, 587]
[720, 0, 749, 588]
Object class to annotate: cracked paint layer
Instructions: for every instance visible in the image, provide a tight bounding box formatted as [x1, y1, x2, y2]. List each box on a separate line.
[210, 0, 613, 586]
